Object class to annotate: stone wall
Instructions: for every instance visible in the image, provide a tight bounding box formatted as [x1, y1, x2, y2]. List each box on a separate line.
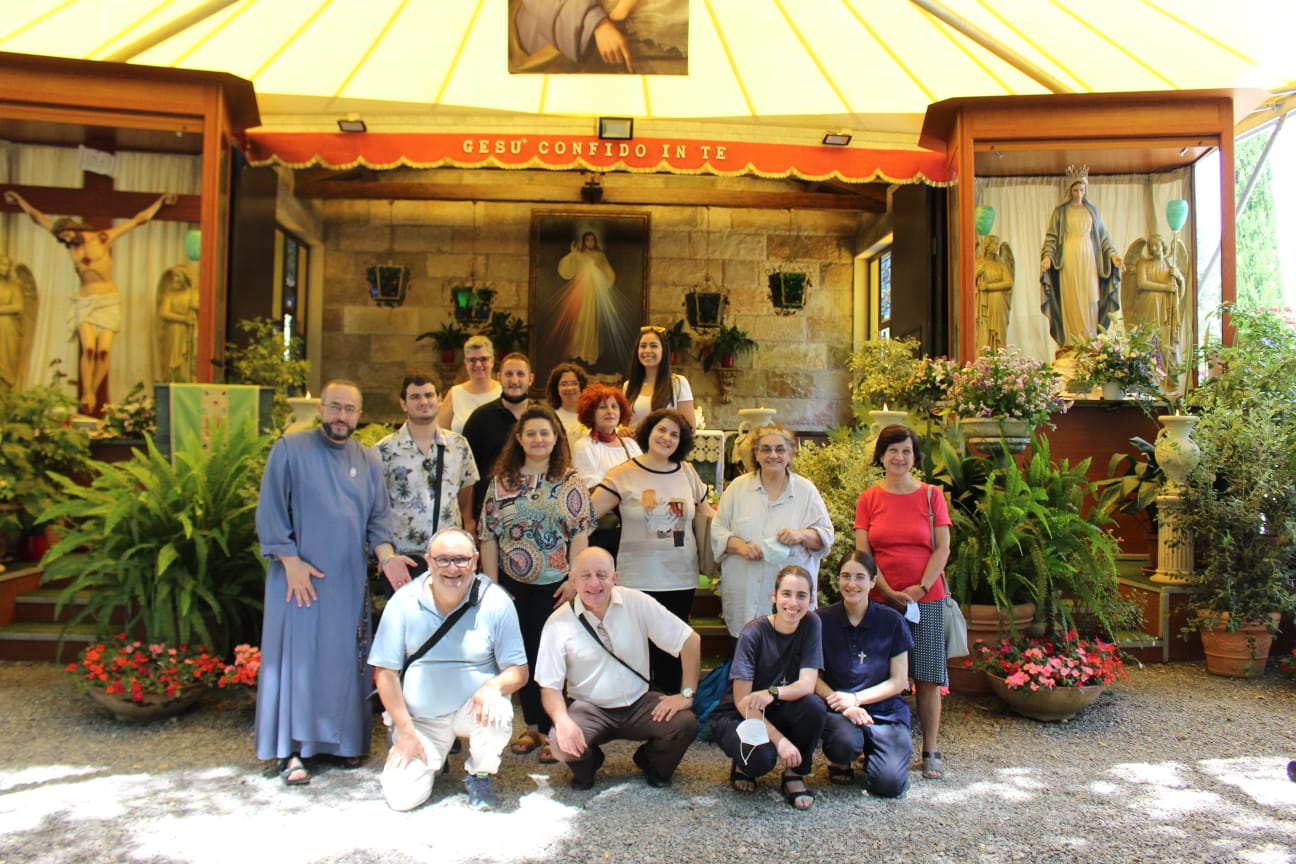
[319, 190, 868, 430]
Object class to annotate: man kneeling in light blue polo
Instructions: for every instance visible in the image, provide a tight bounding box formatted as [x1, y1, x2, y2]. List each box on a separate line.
[369, 527, 528, 811]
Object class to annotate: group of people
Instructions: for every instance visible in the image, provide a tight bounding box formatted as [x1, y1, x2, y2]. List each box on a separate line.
[252, 325, 954, 812]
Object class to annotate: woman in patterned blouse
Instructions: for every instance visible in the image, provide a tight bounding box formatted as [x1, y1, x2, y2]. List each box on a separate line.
[479, 405, 592, 763]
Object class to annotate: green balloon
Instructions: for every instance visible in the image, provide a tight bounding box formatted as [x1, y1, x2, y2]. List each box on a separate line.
[1166, 199, 1189, 232]
[974, 205, 996, 236]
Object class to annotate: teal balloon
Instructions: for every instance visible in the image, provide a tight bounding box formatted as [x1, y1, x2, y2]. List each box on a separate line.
[1166, 200, 1189, 233]
[184, 229, 202, 262]
[974, 205, 995, 236]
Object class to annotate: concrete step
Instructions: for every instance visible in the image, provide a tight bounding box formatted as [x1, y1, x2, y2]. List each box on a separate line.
[0, 620, 97, 663]
[10, 588, 98, 625]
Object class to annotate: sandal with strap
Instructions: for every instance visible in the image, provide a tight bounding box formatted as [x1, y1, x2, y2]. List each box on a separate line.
[510, 731, 542, 755]
[921, 751, 945, 780]
[729, 760, 757, 794]
[827, 763, 855, 785]
[538, 742, 559, 764]
[780, 774, 815, 810]
[278, 754, 310, 786]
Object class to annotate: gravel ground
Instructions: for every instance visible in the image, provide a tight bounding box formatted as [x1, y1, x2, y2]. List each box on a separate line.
[1, 659, 1295, 864]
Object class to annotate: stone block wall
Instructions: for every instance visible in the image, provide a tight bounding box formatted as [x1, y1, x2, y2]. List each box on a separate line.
[318, 189, 865, 430]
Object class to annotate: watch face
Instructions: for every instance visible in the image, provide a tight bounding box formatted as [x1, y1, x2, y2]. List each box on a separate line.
[681, 688, 694, 698]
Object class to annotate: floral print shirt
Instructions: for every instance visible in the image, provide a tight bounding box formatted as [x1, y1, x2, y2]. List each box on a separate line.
[480, 469, 591, 585]
[374, 423, 479, 556]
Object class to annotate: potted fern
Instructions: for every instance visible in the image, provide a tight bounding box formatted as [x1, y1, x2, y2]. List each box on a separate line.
[416, 321, 470, 364]
[700, 323, 758, 372]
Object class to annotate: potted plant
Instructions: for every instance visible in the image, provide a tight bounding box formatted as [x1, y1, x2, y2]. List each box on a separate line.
[481, 311, 530, 355]
[847, 336, 922, 414]
[1068, 323, 1162, 404]
[967, 630, 1125, 722]
[946, 347, 1067, 455]
[1179, 309, 1296, 676]
[700, 322, 758, 372]
[0, 365, 92, 546]
[40, 423, 269, 656]
[66, 634, 225, 720]
[416, 321, 470, 364]
[663, 319, 694, 365]
[99, 382, 157, 441]
[223, 316, 310, 420]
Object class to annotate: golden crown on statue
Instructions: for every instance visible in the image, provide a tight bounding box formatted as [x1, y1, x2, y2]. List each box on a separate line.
[1065, 164, 1089, 186]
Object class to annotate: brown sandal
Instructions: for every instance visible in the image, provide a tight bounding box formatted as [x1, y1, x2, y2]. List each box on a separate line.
[510, 731, 542, 755]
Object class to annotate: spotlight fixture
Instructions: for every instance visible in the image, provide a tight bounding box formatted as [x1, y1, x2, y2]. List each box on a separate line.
[821, 132, 852, 146]
[337, 115, 367, 133]
[598, 117, 634, 140]
[1179, 146, 1189, 157]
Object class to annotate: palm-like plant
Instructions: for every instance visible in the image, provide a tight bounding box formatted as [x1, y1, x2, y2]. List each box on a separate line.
[40, 424, 270, 653]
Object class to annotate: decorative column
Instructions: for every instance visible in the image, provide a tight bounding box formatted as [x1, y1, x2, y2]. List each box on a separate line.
[1151, 414, 1200, 584]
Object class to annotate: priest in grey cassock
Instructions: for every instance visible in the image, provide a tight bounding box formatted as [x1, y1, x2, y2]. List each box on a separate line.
[254, 379, 408, 786]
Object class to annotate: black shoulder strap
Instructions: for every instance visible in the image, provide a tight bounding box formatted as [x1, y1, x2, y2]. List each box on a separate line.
[399, 576, 482, 683]
[429, 442, 446, 534]
[570, 599, 651, 686]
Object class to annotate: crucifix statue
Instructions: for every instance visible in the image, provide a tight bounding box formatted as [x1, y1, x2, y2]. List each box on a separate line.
[5, 190, 175, 413]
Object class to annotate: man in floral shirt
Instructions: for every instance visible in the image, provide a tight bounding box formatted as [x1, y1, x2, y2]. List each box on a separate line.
[375, 372, 479, 594]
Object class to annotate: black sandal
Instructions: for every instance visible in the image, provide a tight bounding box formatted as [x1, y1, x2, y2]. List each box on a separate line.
[729, 760, 757, 794]
[780, 774, 815, 810]
[827, 763, 855, 785]
[278, 754, 310, 786]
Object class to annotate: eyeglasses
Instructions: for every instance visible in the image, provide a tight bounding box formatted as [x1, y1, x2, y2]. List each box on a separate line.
[432, 555, 475, 568]
[465, 357, 493, 366]
[837, 573, 872, 583]
[756, 445, 789, 455]
[323, 402, 359, 416]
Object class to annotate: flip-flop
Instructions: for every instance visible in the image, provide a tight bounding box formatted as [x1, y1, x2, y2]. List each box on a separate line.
[510, 731, 542, 755]
[279, 755, 310, 786]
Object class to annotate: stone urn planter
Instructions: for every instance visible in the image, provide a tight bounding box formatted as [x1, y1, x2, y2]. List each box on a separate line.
[959, 416, 1031, 457]
[985, 673, 1105, 722]
[86, 685, 205, 722]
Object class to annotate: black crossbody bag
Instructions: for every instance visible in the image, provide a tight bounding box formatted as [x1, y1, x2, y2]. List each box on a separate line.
[370, 576, 483, 701]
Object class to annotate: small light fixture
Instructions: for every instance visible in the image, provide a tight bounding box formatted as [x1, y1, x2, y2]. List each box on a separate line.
[821, 132, 851, 146]
[337, 115, 367, 133]
[581, 173, 604, 204]
[598, 117, 634, 140]
[1179, 146, 1189, 157]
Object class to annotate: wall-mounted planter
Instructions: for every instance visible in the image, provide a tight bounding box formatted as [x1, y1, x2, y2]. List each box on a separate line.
[685, 291, 726, 330]
[769, 271, 808, 313]
[368, 265, 410, 308]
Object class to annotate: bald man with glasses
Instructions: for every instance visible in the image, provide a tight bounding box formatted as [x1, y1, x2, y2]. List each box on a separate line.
[369, 528, 528, 811]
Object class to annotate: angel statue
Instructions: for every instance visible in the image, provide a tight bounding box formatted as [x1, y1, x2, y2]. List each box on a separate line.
[155, 263, 199, 382]
[0, 254, 38, 387]
[1122, 233, 1187, 361]
[975, 234, 1015, 351]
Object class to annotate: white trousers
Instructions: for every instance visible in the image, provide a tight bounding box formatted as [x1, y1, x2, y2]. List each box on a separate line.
[380, 693, 514, 812]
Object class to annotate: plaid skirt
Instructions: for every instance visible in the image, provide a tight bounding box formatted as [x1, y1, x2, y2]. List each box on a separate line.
[909, 599, 948, 686]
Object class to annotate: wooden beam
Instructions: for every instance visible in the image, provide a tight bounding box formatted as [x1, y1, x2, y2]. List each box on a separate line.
[291, 175, 886, 212]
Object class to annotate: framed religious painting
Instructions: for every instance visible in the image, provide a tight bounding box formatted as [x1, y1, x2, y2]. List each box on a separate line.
[528, 210, 650, 382]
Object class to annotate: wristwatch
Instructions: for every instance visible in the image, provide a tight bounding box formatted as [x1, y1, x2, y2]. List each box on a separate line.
[680, 687, 695, 699]
[768, 685, 781, 702]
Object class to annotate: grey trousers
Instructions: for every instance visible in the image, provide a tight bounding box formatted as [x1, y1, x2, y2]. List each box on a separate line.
[555, 690, 698, 785]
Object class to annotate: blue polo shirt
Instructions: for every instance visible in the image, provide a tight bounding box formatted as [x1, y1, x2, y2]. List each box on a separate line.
[816, 601, 914, 725]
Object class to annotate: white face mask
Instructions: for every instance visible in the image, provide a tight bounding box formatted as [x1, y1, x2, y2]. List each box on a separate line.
[736, 715, 769, 765]
[905, 601, 921, 623]
[761, 537, 793, 566]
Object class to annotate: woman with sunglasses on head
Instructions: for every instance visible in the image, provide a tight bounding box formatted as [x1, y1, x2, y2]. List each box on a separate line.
[816, 551, 913, 798]
[709, 565, 826, 811]
[437, 334, 502, 433]
[854, 424, 951, 781]
[479, 405, 592, 764]
[711, 425, 834, 640]
[590, 408, 710, 693]
[623, 325, 695, 430]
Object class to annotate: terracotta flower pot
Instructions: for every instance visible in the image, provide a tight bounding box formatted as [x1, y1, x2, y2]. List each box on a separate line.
[1199, 614, 1279, 678]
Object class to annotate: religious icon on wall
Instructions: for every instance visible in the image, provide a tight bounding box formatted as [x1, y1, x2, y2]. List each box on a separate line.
[508, 0, 688, 75]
